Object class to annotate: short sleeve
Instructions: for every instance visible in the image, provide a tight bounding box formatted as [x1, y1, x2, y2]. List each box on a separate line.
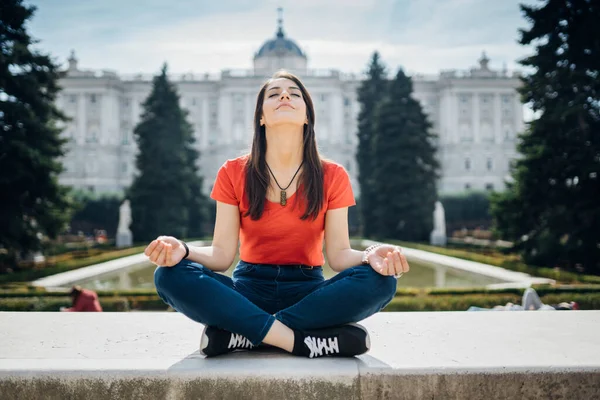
[328, 165, 356, 210]
[210, 162, 239, 206]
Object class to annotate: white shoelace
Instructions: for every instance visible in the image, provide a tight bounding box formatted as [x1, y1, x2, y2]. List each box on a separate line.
[304, 336, 340, 358]
[228, 333, 254, 350]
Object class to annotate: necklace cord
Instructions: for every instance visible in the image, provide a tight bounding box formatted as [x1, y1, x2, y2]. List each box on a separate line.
[266, 161, 304, 191]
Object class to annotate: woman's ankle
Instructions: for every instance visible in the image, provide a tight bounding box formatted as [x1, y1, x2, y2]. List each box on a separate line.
[262, 320, 295, 353]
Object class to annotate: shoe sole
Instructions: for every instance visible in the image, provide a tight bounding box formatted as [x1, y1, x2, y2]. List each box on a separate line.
[347, 323, 371, 352]
[199, 325, 209, 357]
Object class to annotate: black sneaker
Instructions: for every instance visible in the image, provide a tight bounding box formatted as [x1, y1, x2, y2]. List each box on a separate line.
[199, 325, 254, 357]
[297, 323, 370, 359]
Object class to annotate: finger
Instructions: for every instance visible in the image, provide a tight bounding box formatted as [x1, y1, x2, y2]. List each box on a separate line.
[157, 243, 168, 266]
[383, 257, 391, 276]
[386, 252, 394, 275]
[400, 253, 410, 273]
[166, 244, 173, 266]
[144, 240, 158, 256]
[151, 241, 166, 264]
[393, 251, 403, 276]
[149, 241, 163, 261]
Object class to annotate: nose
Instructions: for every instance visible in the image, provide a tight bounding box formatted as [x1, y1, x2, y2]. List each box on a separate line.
[279, 90, 291, 101]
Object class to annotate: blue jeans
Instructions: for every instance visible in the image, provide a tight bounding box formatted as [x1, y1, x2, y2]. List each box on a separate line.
[154, 260, 397, 346]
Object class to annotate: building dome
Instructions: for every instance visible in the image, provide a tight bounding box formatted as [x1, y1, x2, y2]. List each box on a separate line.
[255, 28, 305, 59]
[253, 8, 307, 75]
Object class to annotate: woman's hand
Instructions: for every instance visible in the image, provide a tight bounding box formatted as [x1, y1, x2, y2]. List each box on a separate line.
[144, 236, 186, 267]
[367, 245, 410, 277]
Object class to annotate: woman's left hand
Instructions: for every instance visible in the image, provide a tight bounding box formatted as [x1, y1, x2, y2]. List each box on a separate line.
[368, 245, 410, 277]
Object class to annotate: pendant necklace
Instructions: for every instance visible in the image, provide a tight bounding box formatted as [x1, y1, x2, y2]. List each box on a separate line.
[266, 161, 304, 206]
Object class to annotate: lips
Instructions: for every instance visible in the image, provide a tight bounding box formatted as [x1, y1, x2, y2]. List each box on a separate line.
[277, 103, 294, 110]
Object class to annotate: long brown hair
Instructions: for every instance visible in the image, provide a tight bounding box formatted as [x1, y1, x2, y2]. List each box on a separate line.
[245, 70, 324, 221]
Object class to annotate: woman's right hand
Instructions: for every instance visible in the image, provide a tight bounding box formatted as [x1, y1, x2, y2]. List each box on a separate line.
[144, 236, 187, 267]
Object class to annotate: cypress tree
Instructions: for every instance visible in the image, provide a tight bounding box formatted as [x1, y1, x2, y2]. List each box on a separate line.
[356, 52, 387, 238]
[128, 64, 206, 241]
[370, 69, 440, 241]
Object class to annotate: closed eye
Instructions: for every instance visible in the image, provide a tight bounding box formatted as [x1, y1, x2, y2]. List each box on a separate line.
[268, 93, 302, 98]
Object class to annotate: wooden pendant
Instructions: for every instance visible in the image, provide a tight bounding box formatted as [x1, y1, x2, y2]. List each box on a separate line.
[280, 190, 287, 206]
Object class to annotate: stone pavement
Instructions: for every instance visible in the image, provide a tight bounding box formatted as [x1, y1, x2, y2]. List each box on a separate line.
[1, 311, 599, 399]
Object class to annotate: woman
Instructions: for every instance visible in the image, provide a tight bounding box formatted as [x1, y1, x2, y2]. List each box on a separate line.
[147, 70, 410, 358]
[60, 286, 102, 312]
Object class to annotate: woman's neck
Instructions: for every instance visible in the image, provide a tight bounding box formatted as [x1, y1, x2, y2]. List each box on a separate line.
[265, 126, 304, 170]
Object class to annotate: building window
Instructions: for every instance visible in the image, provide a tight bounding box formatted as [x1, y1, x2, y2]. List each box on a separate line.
[346, 161, 351, 172]
[70, 95, 77, 103]
[481, 123, 494, 141]
[121, 162, 128, 173]
[502, 95, 511, 104]
[465, 183, 471, 190]
[343, 97, 350, 107]
[465, 158, 471, 171]
[90, 94, 96, 103]
[485, 183, 494, 191]
[86, 129, 98, 143]
[209, 98, 218, 124]
[233, 94, 244, 117]
[487, 158, 493, 171]
[320, 94, 327, 102]
[460, 124, 472, 142]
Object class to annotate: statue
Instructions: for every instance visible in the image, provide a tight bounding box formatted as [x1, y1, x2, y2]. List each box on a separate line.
[116, 199, 133, 248]
[430, 201, 447, 246]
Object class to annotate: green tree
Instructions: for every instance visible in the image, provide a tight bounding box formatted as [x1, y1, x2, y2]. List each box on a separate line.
[356, 52, 387, 238]
[0, 0, 75, 266]
[128, 64, 207, 242]
[491, 0, 600, 273]
[370, 69, 440, 241]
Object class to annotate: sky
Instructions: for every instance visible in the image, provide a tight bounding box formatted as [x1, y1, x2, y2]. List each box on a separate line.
[26, 0, 540, 77]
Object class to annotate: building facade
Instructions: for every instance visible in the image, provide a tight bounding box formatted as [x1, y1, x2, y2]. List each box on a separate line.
[54, 17, 523, 197]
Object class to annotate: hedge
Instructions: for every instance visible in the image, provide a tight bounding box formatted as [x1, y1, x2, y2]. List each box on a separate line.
[2, 290, 599, 312]
[383, 293, 600, 312]
[3, 285, 600, 300]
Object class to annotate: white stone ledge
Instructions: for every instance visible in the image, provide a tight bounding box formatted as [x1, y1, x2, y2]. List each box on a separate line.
[1, 312, 599, 399]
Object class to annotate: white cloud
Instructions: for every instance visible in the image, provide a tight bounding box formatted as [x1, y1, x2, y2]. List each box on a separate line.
[27, 0, 536, 77]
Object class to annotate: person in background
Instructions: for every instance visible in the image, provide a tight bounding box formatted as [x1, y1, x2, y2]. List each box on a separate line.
[60, 285, 103, 312]
[467, 288, 579, 311]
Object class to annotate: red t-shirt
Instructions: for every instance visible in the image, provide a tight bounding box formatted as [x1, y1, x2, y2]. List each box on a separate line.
[210, 155, 355, 266]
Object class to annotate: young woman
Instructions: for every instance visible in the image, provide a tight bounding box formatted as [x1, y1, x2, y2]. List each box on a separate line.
[146, 70, 410, 358]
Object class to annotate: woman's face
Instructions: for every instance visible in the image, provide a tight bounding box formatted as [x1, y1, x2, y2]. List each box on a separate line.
[261, 78, 307, 129]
